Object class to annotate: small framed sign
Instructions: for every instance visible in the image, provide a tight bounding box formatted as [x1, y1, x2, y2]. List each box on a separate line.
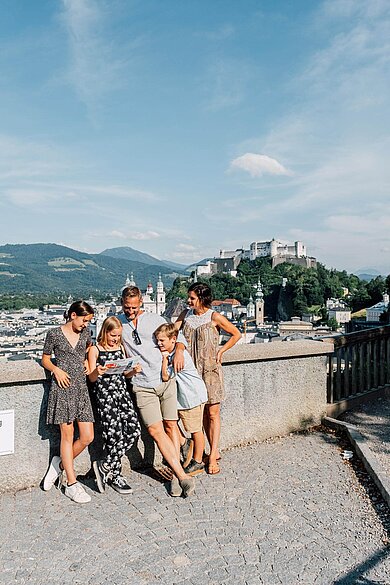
[0, 409, 15, 455]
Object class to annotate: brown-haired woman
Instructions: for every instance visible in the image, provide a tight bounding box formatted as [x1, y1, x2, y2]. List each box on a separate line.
[175, 283, 241, 474]
[42, 300, 95, 503]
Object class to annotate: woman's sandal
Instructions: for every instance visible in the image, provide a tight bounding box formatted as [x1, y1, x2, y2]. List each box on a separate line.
[203, 453, 222, 465]
[207, 461, 221, 475]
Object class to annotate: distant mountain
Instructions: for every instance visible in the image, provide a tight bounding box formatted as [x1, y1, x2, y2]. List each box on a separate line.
[185, 258, 214, 273]
[100, 246, 186, 271]
[0, 243, 178, 294]
[355, 268, 383, 281]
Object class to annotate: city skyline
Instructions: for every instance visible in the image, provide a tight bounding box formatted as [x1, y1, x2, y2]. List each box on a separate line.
[0, 1, 389, 275]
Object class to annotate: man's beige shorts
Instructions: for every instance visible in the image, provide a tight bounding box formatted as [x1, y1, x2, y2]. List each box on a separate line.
[178, 403, 205, 434]
[132, 378, 178, 427]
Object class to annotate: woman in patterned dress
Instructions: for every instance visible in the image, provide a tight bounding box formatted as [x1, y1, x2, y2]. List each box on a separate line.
[88, 316, 141, 495]
[175, 283, 241, 475]
[41, 300, 95, 504]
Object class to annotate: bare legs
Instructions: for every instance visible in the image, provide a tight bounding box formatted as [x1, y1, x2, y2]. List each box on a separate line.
[192, 430, 205, 463]
[59, 421, 94, 485]
[203, 403, 221, 472]
[147, 421, 187, 481]
[163, 420, 181, 461]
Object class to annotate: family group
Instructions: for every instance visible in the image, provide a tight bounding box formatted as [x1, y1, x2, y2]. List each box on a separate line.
[41, 283, 241, 503]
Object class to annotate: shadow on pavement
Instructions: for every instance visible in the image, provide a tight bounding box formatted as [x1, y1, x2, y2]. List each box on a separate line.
[333, 546, 390, 584]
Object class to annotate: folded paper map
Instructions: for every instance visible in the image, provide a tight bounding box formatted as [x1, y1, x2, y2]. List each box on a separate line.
[103, 358, 137, 375]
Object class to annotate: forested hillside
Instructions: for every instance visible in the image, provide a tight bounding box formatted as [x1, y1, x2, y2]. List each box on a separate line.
[167, 258, 390, 321]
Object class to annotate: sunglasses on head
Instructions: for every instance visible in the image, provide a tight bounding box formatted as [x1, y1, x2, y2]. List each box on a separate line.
[132, 329, 142, 345]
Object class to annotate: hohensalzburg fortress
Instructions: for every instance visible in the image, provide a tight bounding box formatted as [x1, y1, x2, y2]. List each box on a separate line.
[196, 238, 317, 278]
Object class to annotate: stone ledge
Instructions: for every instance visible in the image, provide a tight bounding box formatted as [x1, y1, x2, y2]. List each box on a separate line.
[222, 339, 334, 364]
[0, 360, 46, 386]
[0, 340, 335, 386]
[323, 416, 390, 509]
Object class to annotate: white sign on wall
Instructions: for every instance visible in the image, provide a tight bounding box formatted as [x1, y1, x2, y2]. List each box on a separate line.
[0, 410, 15, 455]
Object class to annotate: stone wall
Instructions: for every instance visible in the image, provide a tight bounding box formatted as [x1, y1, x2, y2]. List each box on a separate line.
[0, 340, 333, 493]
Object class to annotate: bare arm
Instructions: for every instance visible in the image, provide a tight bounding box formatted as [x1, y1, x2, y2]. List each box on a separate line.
[125, 363, 142, 378]
[173, 309, 187, 332]
[41, 353, 71, 389]
[160, 352, 170, 382]
[211, 312, 242, 363]
[87, 346, 107, 383]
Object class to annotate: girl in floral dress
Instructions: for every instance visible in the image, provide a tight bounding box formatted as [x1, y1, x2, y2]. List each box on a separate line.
[42, 300, 95, 504]
[88, 316, 141, 494]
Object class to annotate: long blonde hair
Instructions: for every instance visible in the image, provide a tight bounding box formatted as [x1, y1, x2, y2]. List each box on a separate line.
[97, 316, 123, 347]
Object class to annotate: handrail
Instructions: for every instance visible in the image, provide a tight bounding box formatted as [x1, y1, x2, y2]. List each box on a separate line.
[328, 325, 390, 403]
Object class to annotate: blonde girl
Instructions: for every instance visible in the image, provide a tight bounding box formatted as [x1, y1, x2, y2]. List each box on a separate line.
[88, 316, 141, 495]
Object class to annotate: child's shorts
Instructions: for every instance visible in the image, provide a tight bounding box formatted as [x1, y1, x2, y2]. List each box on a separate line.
[178, 403, 205, 434]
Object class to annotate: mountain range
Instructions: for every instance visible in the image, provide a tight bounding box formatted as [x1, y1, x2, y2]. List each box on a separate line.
[0, 242, 382, 296]
[0, 243, 186, 295]
[100, 246, 186, 271]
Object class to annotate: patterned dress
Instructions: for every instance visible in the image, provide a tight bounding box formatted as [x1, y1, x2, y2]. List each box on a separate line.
[92, 346, 141, 479]
[43, 327, 94, 425]
[182, 309, 225, 405]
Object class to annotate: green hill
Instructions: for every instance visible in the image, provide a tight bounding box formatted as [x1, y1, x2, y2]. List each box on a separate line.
[0, 243, 180, 295]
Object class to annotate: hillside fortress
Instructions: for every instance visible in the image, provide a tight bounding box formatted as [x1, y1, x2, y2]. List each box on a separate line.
[196, 238, 317, 278]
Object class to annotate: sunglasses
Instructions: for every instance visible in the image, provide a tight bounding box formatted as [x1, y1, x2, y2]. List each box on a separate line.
[132, 329, 142, 345]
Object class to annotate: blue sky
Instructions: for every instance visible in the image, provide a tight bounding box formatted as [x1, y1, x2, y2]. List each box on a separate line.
[0, 0, 389, 274]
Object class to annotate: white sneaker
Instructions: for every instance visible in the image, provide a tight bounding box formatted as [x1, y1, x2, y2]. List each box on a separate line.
[64, 482, 91, 503]
[43, 456, 62, 491]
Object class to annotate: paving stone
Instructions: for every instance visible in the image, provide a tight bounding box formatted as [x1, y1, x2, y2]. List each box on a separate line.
[1, 432, 390, 584]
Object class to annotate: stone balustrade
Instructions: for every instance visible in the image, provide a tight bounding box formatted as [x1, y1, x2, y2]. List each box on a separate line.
[0, 340, 334, 493]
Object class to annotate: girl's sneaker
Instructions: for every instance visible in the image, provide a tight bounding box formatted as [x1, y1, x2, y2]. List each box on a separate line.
[64, 482, 91, 503]
[93, 460, 110, 493]
[110, 475, 133, 495]
[43, 456, 62, 491]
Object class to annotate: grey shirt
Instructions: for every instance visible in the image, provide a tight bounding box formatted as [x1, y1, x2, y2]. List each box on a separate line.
[118, 312, 186, 388]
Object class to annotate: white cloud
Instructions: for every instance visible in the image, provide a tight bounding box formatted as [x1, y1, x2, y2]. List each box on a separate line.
[5, 189, 54, 207]
[90, 229, 161, 241]
[60, 0, 128, 108]
[222, 2, 390, 272]
[177, 243, 197, 251]
[229, 153, 292, 178]
[131, 231, 160, 241]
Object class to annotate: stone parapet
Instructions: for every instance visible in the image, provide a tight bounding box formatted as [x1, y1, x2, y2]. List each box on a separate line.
[0, 340, 334, 492]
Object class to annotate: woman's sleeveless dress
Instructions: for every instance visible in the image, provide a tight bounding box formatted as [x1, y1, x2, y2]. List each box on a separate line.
[182, 309, 225, 405]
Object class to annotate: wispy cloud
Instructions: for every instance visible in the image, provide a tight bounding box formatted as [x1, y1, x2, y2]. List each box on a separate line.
[203, 58, 252, 111]
[60, 0, 128, 109]
[195, 24, 235, 42]
[229, 153, 292, 178]
[224, 1, 390, 272]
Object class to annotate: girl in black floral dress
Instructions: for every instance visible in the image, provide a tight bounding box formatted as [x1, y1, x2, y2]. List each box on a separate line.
[88, 316, 141, 494]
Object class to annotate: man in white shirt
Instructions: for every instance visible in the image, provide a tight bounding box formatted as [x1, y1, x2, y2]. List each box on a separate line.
[118, 286, 195, 497]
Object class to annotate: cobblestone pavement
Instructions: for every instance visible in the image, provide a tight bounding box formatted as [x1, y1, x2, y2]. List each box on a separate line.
[340, 395, 390, 477]
[1, 432, 390, 585]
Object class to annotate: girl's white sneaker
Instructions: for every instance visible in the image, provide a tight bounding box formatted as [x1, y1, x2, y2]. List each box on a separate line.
[64, 482, 91, 503]
[43, 456, 62, 491]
